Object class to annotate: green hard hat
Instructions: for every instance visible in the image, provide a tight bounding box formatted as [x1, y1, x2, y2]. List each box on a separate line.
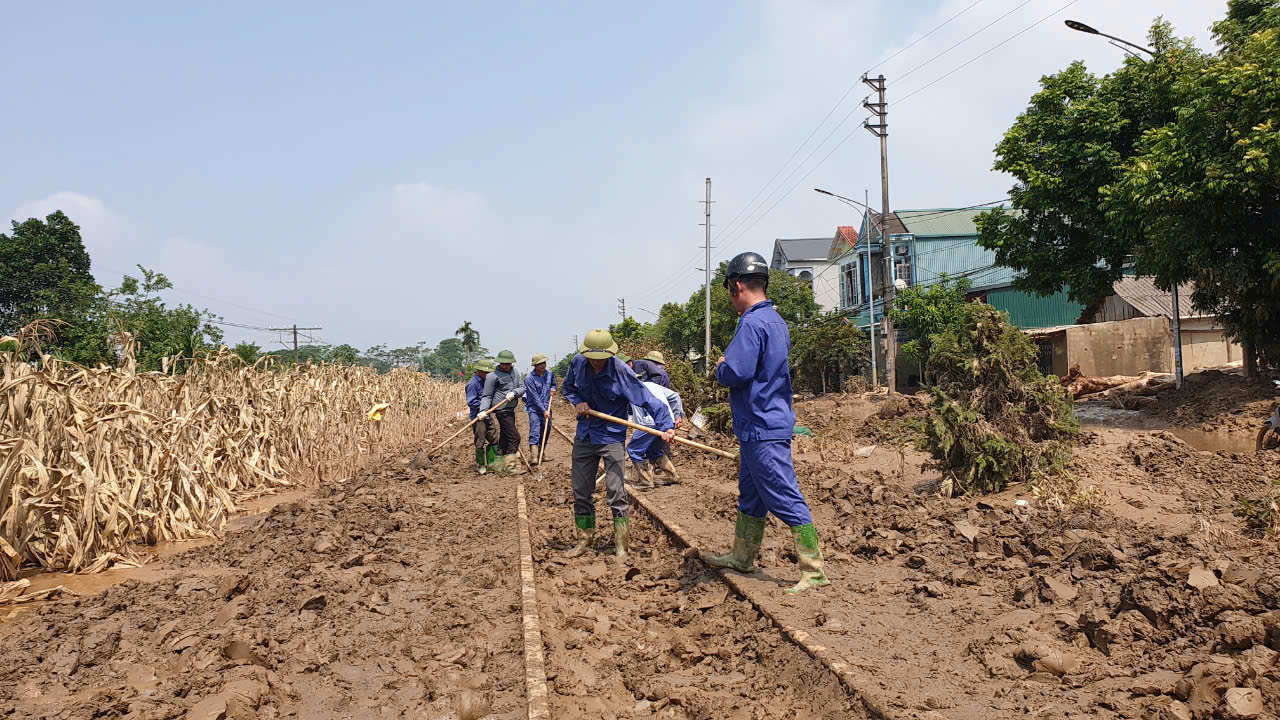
[474, 358, 495, 372]
[581, 328, 617, 360]
[645, 350, 665, 365]
[496, 350, 516, 364]
[531, 353, 548, 365]
[616, 352, 632, 363]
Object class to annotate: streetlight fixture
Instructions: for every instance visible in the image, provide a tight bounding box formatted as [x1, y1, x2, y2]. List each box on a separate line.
[815, 187, 881, 389]
[1063, 19, 1155, 57]
[1063, 19, 1184, 391]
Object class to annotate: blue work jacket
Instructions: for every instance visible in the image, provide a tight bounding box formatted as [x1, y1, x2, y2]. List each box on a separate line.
[465, 373, 486, 419]
[632, 358, 671, 388]
[524, 369, 556, 415]
[714, 300, 796, 442]
[561, 355, 674, 445]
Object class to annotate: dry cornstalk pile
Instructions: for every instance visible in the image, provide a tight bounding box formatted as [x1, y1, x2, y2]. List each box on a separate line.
[0, 327, 462, 579]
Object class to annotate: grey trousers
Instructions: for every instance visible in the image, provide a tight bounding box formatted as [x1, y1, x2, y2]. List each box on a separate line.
[571, 441, 628, 518]
[472, 416, 498, 451]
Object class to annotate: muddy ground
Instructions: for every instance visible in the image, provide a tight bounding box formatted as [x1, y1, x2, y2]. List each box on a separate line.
[2, 366, 1278, 720]
[0, 457, 528, 719]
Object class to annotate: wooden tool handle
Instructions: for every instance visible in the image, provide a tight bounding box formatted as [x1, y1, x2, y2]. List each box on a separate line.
[583, 408, 736, 460]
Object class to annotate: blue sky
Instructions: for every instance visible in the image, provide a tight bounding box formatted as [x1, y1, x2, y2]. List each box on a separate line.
[3, 1, 1222, 365]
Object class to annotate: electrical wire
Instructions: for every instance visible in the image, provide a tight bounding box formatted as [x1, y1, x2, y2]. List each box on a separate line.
[896, 0, 1037, 83]
[639, 0, 1005, 304]
[898, 0, 1082, 106]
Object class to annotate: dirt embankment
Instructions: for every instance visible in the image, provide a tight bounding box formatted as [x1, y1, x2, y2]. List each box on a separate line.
[0, 457, 527, 719]
[1084, 368, 1279, 434]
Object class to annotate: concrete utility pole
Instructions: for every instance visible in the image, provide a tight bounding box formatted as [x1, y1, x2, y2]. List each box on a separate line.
[618, 298, 626, 323]
[269, 324, 323, 365]
[701, 177, 713, 374]
[865, 188, 878, 389]
[863, 73, 895, 394]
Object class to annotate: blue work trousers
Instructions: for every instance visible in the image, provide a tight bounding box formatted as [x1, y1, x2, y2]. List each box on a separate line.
[528, 411, 549, 447]
[626, 430, 666, 464]
[737, 440, 812, 527]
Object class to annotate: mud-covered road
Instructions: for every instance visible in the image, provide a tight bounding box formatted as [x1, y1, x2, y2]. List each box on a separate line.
[3, 376, 1278, 720]
[0, 458, 528, 719]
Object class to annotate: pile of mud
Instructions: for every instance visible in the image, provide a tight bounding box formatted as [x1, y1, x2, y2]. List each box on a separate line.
[799, 465, 1280, 717]
[1127, 369, 1278, 433]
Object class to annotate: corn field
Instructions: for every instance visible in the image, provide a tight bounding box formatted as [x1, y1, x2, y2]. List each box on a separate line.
[0, 324, 463, 580]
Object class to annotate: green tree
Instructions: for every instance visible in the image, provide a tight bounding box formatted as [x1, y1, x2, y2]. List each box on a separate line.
[655, 264, 820, 360]
[422, 337, 470, 379]
[331, 343, 358, 365]
[105, 267, 224, 372]
[609, 316, 653, 344]
[789, 316, 871, 394]
[552, 350, 574, 379]
[0, 211, 105, 362]
[455, 321, 481, 367]
[231, 341, 261, 365]
[888, 275, 973, 378]
[978, 4, 1280, 372]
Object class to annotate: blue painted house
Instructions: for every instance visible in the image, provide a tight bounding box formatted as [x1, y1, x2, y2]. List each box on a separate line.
[835, 207, 1084, 330]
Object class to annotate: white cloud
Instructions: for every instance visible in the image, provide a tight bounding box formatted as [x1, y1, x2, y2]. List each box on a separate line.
[8, 191, 130, 259]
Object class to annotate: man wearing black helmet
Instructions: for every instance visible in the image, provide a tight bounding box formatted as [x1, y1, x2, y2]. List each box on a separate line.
[706, 251, 830, 594]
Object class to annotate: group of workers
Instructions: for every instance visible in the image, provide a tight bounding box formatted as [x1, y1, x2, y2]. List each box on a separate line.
[460, 251, 829, 595]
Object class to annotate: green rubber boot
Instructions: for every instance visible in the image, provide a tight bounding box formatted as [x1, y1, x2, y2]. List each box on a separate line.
[485, 445, 498, 472]
[613, 517, 631, 563]
[706, 512, 765, 573]
[475, 448, 487, 475]
[565, 515, 595, 558]
[786, 523, 831, 595]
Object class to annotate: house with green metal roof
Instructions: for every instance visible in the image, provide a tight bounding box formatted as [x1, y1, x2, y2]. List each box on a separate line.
[834, 206, 1085, 330]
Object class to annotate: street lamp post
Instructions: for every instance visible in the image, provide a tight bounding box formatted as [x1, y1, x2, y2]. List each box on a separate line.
[815, 187, 880, 390]
[1063, 19, 1184, 390]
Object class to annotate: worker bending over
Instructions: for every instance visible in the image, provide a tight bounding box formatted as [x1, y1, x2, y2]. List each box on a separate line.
[627, 381, 684, 489]
[478, 350, 526, 475]
[524, 353, 556, 464]
[561, 329, 675, 562]
[466, 359, 500, 474]
[632, 350, 671, 388]
[707, 252, 830, 595]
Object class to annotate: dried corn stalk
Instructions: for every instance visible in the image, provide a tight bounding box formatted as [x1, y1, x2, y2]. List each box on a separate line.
[0, 328, 463, 578]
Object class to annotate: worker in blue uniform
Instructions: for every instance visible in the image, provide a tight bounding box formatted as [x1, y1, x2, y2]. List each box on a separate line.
[561, 329, 676, 562]
[465, 359, 499, 474]
[707, 251, 830, 594]
[632, 350, 671, 388]
[524, 353, 556, 464]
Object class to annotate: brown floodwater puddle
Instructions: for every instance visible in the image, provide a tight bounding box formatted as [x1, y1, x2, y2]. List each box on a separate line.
[5, 487, 311, 615]
[1076, 406, 1261, 453]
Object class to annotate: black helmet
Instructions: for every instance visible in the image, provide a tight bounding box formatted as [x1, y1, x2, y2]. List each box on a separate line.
[723, 251, 770, 291]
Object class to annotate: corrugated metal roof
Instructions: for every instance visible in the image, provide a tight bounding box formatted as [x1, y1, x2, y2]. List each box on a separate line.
[774, 237, 832, 262]
[896, 208, 993, 237]
[864, 210, 907, 242]
[985, 287, 1087, 329]
[1110, 276, 1208, 319]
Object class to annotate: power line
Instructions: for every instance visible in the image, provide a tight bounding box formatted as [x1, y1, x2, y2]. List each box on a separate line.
[899, 0, 1082, 106]
[896, 0, 1037, 83]
[97, 264, 299, 323]
[864, 0, 988, 75]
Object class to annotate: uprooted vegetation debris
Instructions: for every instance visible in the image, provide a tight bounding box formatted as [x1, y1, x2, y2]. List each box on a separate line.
[913, 304, 1078, 497]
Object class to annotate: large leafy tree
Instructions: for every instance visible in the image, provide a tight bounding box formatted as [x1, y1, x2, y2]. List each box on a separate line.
[655, 264, 820, 359]
[0, 211, 105, 361]
[106, 267, 224, 371]
[977, 3, 1280, 372]
[790, 317, 871, 394]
